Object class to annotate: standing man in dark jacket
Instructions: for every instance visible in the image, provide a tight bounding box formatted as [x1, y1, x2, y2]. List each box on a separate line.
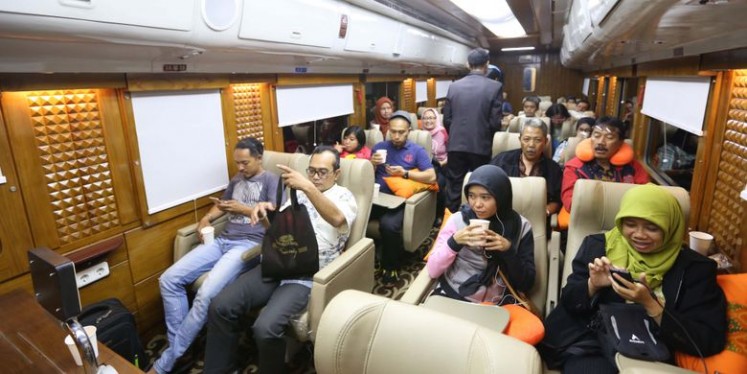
[443, 48, 503, 213]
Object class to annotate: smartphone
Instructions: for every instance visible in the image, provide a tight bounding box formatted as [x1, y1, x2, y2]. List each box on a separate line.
[609, 268, 636, 286]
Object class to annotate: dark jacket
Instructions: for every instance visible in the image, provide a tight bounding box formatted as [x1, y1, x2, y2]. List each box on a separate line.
[540, 234, 727, 367]
[489, 148, 563, 208]
[443, 72, 502, 156]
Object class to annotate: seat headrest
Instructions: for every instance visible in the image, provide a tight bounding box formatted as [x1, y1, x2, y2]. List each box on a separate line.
[314, 290, 542, 374]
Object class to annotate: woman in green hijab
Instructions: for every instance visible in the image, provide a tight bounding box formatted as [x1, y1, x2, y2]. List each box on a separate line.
[539, 184, 726, 373]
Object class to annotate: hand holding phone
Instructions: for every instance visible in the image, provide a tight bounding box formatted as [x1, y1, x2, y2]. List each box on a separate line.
[209, 197, 222, 204]
[609, 267, 636, 287]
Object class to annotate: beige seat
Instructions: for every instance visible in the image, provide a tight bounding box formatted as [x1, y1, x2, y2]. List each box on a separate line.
[363, 128, 384, 150]
[558, 179, 690, 290]
[539, 100, 552, 116]
[173, 150, 376, 342]
[367, 129, 437, 252]
[507, 116, 550, 133]
[491, 131, 552, 159]
[315, 290, 543, 374]
[402, 175, 561, 319]
[558, 117, 577, 140]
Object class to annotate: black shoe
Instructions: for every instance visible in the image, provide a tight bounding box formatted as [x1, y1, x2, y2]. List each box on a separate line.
[381, 269, 400, 285]
[434, 217, 443, 227]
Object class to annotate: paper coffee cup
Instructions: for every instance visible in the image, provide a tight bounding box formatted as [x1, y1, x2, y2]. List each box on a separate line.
[65, 325, 98, 366]
[373, 183, 380, 198]
[689, 231, 713, 256]
[376, 149, 387, 163]
[201, 226, 215, 245]
[469, 219, 490, 247]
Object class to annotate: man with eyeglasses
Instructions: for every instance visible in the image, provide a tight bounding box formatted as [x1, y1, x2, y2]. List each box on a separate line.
[370, 110, 436, 284]
[561, 116, 648, 213]
[490, 118, 563, 228]
[204, 146, 357, 374]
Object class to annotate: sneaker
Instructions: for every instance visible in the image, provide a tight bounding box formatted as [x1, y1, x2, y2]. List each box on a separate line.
[381, 269, 399, 285]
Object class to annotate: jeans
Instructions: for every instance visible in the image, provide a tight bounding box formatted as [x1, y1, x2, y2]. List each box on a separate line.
[153, 236, 259, 374]
[204, 266, 310, 374]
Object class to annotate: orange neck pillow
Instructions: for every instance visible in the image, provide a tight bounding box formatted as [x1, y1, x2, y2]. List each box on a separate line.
[575, 138, 634, 166]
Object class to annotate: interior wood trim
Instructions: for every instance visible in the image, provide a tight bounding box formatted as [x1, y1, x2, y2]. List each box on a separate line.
[364, 75, 407, 83]
[276, 74, 360, 86]
[690, 72, 729, 232]
[126, 74, 230, 91]
[266, 85, 283, 152]
[221, 86, 239, 177]
[0, 74, 127, 92]
[227, 74, 277, 84]
[65, 235, 124, 265]
[636, 56, 700, 77]
[697, 71, 734, 231]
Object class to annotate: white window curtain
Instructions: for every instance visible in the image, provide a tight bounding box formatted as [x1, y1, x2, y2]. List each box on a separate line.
[415, 80, 428, 103]
[641, 77, 711, 136]
[276, 84, 354, 127]
[130, 90, 229, 214]
[435, 80, 452, 99]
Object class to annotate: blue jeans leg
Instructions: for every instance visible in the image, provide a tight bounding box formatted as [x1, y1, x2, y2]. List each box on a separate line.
[155, 237, 257, 374]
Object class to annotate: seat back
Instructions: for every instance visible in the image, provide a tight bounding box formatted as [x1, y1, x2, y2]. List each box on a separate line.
[559, 117, 577, 140]
[363, 129, 384, 150]
[386, 129, 433, 160]
[461, 174, 549, 316]
[314, 290, 542, 374]
[539, 100, 552, 116]
[562, 180, 690, 288]
[491, 131, 552, 159]
[558, 136, 584, 165]
[335, 158, 375, 246]
[507, 116, 550, 133]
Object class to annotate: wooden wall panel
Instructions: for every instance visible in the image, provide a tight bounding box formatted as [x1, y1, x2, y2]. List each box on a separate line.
[79, 260, 136, 311]
[595, 78, 606, 114]
[492, 52, 584, 114]
[400, 78, 416, 114]
[605, 76, 618, 117]
[700, 70, 747, 263]
[125, 209, 207, 283]
[134, 272, 164, 335]
[2, 89, 137, 252]
[0, 108, 34, 280]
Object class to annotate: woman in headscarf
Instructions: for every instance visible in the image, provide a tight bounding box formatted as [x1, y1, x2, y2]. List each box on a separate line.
[426, 164, 535, 306]
[421, 107, 449, 220]
[371, 97, 394, 136]
[540, 184, 727, 373]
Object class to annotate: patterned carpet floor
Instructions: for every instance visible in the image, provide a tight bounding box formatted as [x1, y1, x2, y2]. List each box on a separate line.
[143, 226, 439, 373]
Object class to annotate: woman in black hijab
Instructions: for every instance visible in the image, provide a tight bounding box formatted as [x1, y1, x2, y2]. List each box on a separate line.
[426, 165, 535, 305]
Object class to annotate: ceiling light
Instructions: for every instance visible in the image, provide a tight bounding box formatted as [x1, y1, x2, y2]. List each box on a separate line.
[501, 46, 535, 51]
[450, 0, 526, 38]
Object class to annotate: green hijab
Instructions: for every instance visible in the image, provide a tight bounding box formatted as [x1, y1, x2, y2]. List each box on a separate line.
[605, 184, 685, 289]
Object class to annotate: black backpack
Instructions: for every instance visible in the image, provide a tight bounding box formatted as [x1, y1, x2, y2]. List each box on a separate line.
[78, 298, 147, 369]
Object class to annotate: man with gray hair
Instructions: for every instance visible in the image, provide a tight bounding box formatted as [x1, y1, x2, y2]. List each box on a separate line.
[490, 118, 563, 222]
[442, 47, 503, 213]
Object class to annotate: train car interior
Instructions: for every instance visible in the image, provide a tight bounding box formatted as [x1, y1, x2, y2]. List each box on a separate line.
[0, 0, 745, 373]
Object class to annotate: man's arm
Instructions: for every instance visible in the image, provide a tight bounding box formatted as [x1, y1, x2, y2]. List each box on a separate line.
[277, 165, 346, 228]
[442, 98, 452, 131]
[489, 85, 503, 133]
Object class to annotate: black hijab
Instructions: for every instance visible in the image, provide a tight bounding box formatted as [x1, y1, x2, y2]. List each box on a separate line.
[460, 165, 522, 287]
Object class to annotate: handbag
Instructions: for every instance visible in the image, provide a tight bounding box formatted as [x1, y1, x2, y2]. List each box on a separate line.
[261, 177, 319, 279]
[595, 303, 670, 364]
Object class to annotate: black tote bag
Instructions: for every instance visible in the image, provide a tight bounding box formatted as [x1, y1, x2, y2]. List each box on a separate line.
[261, 177, 319, 279]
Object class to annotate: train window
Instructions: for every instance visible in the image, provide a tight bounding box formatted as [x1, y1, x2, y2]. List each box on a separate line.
[365, 81, 401, 125]
[643, 118, 698, 191]
[284, 115, 348, 154]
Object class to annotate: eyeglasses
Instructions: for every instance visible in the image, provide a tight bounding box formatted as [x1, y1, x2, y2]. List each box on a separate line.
[306, 167, 331, 178]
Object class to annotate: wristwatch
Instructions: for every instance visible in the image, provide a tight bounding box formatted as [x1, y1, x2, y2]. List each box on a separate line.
[403, 170, 410, 179]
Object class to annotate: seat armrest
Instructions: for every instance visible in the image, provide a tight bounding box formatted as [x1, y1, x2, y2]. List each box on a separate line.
[616, 353, 696, 373]
[308, 238, 375, 341]
[402, 190, 437, 252]
[399, 268, 437, 304]
[241, 244, 262, 262]
[173, 215, 228, 262]
[545, 231, 562, 317]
